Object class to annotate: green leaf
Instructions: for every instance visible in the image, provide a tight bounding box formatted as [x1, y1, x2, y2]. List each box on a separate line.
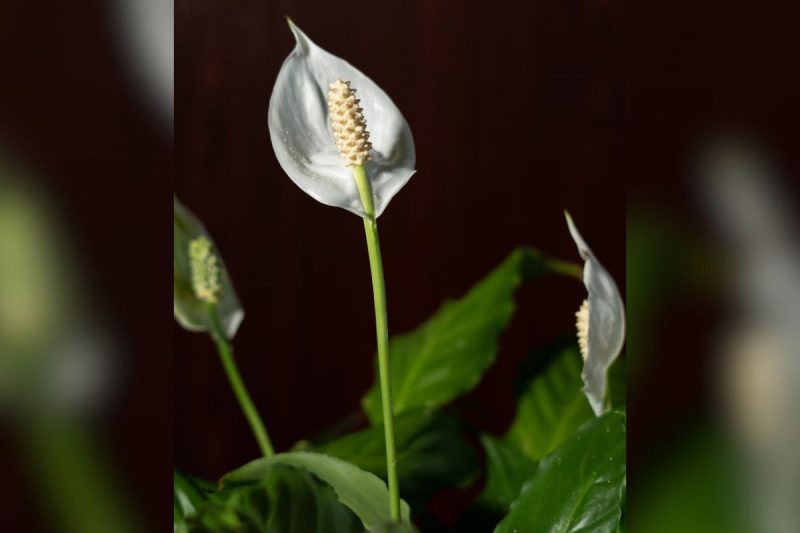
[174, 471, 212, 530]
[189, 464, 362, 532]
[370, 522, 419, 533]
[174, 197, 244, 338]
[495, 411, 626, 533]
[222, 451, 411, 529]
[476, 435, 538, 513]
[317, 410, 479, 506]
[505, 344, 594, 461]
[362, 248, 581, 422]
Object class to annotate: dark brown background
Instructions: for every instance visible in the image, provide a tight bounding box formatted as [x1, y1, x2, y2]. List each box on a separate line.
[174, 0, 624, 484]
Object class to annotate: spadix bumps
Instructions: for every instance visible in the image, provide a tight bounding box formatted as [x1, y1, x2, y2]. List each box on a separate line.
[328, 79, 372, 166]
[575, 299, 590, 361]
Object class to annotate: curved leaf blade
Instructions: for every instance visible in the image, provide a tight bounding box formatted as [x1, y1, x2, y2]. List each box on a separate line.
[189, 464, 361, 532]
[222, 451, 411, 529]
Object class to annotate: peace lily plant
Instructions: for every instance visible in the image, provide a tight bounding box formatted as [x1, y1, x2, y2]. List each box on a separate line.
[173, 18, 627, 533]
[268, 19, 415, 521]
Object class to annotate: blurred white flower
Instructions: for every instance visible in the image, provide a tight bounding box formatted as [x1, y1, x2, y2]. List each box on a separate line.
[173, 198, 243, 338]
[268, 20, 416, 218]
[566, 211, 626, 415]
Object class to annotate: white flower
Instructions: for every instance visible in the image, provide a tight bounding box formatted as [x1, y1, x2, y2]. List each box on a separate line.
[565, 211, 626, 416]
[174, 198, 244, 338]
[268, 20, 416, 218]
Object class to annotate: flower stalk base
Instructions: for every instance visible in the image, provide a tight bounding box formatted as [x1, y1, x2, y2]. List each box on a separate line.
[207, 303, 275, 458]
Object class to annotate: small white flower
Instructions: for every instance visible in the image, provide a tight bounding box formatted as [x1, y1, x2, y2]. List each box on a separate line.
[174, 197, 244, 338]
[268, 20, 416, 218]
[565, 211, 626, 415]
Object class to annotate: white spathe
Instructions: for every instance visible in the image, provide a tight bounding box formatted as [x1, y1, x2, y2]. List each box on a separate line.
[268, 20, 416, 218]
[566, 212, 626, 416]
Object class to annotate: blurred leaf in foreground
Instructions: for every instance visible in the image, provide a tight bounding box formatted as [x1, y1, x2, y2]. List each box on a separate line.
[628, 430, 745, 533]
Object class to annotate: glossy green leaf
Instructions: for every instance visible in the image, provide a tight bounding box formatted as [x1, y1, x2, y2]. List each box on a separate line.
[476, 435, 538, 512]
[222, 451, 411, 529]
[318, 410, 479, 506]
[505, 345, 594, 461]
[362, 248, 581, 422]
[189, 464, 361, 532]
[495, 411, 626, 533]
[174, 197, 244, 338]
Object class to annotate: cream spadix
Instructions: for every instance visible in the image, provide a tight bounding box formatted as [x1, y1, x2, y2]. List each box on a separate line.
[565, 211, 626, 416]
[328, 79, 372, 166]
[268, 21, 415, 218]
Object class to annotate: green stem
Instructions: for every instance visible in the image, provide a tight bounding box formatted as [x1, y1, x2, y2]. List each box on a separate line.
[207, 303, 275, 458]
[352, 164, 401, 521]
[549, 258, 584, 280]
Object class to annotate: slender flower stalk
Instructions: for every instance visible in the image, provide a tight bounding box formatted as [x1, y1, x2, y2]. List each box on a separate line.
[269, 20, 414, 519]
[329, 79, 401, 520]
[189, 237, 275, 458]
[206, 302, 275, 458]
[357, 169, 400, 520]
